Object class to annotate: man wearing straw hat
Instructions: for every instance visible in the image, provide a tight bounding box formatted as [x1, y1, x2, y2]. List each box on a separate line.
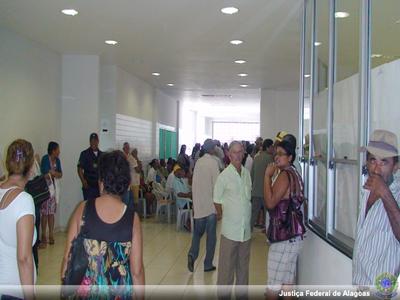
[353, 129, 400, 286]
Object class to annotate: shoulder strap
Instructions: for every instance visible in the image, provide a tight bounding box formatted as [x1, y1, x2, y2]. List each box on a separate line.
[0, 187, 24, 209]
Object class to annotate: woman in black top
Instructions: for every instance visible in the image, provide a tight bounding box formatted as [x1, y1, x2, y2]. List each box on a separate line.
[62, 151, 145, 299]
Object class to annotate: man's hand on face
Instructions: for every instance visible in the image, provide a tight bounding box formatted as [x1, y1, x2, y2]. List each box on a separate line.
[364, 173, 390, 198]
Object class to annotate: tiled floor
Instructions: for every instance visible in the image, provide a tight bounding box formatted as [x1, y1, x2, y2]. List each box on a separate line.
[37, 218, 268, 297]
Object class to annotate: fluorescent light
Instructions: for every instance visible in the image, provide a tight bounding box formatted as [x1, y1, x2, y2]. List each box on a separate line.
[234, 59, 246, 64]
[314, 42, 321, 46]
[240, 84, 249, 87]
[152, 72, 160, 76]
[335, 11, 349, 18]
[371, 54, 382, 58]
[61, 9, 78, 16]
[238, 73, 248, 77]
[230, 40, 243, 45]
[221, 7, 239, 15]
[167, 83, 174, 87]
[304, 74, 311, 78]
[105, 40, 118, 45]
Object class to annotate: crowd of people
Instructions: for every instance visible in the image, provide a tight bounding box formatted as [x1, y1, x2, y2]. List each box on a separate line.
[0, 128, 399, 299]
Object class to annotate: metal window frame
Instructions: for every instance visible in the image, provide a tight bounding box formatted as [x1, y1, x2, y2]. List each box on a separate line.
[300, 0, 372, 259]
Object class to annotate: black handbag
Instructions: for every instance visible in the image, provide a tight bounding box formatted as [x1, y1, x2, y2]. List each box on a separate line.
[25, 175, 50, 206]
[61, 203, 89, 297]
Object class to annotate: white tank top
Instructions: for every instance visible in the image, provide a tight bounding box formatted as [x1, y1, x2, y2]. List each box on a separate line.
[0, 187, 37, 298]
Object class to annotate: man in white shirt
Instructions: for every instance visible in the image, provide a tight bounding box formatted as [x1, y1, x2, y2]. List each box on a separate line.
[187, 139, 220, 273]
[353, 130, 400, 286]
[214, 141, 252, 299]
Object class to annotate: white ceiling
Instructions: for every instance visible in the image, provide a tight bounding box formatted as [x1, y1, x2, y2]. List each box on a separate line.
[0, 0, 302, 105]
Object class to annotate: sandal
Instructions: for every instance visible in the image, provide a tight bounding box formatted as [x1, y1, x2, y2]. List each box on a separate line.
[38, 241, 47, 249]
[49, 238, 55, 245]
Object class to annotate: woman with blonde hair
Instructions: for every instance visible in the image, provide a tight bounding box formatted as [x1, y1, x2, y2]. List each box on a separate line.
[0, 139, 36, 300]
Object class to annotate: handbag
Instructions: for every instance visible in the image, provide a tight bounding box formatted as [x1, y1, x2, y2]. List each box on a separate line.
[268, 168, 306, 243]
[61, 202, 89, 297]
[25, 175, 50, 206]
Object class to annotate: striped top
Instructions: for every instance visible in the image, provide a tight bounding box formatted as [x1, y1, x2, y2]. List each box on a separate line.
[352, 177, 400, 285]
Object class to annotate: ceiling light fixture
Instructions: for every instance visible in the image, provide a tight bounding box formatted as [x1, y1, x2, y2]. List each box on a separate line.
[238, 73, 248, 77]
[234, 59, 246, 64]
[167, 83, 174, 87]
[240, 84, 249, 88]
[61, 9, 78, 16]
[314, 42, 321, 46]
[335, 11, 350, 18]
[152, 72, 160, 76]
[304, 74, 311, 78]
[221, 7, 239, 15]
[105, 40, 118, 45]
[230, 40, 243, 45]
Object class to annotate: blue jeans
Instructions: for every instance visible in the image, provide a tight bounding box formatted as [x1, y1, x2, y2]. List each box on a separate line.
[188, 213, 217, 269]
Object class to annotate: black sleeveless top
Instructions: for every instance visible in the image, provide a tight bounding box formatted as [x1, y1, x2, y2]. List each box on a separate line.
[84, 197, 134, 242]
[76, 198, 135, 298]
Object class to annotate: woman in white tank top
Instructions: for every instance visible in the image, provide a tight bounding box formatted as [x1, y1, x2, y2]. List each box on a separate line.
[0, 139, 37, 300]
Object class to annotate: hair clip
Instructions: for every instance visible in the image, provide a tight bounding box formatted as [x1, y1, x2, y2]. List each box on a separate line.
[16, 149, 24, 162]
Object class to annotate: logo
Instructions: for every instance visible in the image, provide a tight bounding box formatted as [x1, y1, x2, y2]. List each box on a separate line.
[375, 272, 398, 299]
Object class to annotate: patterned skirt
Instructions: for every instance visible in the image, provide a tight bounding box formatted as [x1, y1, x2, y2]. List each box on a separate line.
[40, 195, 57, 215]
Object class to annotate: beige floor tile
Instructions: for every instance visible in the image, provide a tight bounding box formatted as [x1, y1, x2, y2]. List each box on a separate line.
[37, 218, 269, 289]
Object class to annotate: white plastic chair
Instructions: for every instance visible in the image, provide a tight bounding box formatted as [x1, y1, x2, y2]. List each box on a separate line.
[153, 182, 172, 223]
[175, 197, 194, 232]
[138, 188, 146, 218]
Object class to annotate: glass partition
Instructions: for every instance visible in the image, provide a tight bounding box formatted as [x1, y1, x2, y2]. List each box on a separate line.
[310, 0, 329, 230]
[331, 0, 360, 245]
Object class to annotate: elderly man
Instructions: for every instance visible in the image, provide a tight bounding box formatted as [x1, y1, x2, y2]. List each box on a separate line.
[187, 139, 220, 272]
[353, 129, 400, 286]
[214, 141, 252, 299]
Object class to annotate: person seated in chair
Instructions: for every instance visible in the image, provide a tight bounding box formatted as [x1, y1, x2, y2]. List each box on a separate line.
[173, 165, 192, 210]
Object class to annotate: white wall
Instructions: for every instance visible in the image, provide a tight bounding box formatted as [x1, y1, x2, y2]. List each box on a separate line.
[116, 67, 155, 122]
[298, 231, 352, 284]
[0, 27, 61, 156]
[60, 54, 100, 229]
[99, 65, 117, 151]
[260, 89, 299, 140]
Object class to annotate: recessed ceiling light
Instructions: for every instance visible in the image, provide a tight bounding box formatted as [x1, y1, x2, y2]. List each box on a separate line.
[221, 7, 239, 15]
[314, 42, 321, 46]
[234, 59, 247, 64]
[240, 84, 249, 88]
[167, 83, 174, 87]
[230, 40, 243, 45]
[152, 72, 160, 76]
[105, 40, 118, 45]
[238, 73, 248, 77]
[304, 74, 311, 78]
[335, 11, 350, 18]
[61, 9, 78, 16]
[395, 19, 400, 24]
[371, 54, 382, 58]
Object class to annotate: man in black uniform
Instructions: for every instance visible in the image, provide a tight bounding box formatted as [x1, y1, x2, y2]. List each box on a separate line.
[77, 133, 102, 200]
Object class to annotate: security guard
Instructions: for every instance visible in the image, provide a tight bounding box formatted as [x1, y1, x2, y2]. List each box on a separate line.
[77, 133, 103, 200]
